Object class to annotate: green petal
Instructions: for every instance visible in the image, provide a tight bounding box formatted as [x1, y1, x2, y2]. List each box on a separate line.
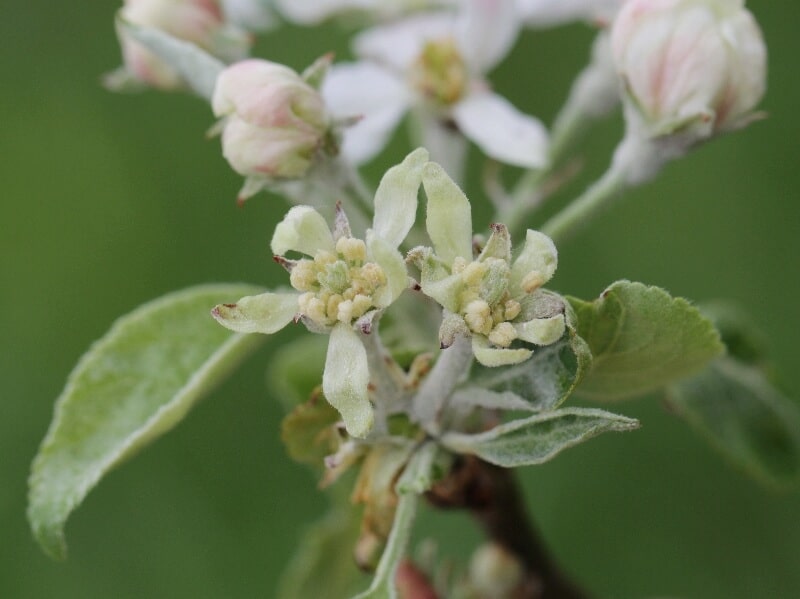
[472, 336, 532, 367]
[367, 231, 408, 308]
[514, 314, 566, 346]
[323, 323, 374, 438]
[271, 206, 335, 257]
[422, 162, 473, 265]
[212, 292, 298, 334]
[510, 230, 558, 295]
[372, 148, 428, 249]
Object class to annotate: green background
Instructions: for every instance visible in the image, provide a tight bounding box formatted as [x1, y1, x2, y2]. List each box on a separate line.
[2, 2, 799, 597]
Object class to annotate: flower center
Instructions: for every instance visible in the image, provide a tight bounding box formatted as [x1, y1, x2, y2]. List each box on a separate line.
[291, 236, 387, 327]
[409, 38, 469, 106]
[453, 257, 522, 347]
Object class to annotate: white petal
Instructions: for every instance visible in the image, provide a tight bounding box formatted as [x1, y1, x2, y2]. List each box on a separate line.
[453, 91, 549, 168]
[366, 231, 409, 307]
[456, 0, 520, 73]
[514, 314, 566, 346]
[274, 0, 349, 24]
[211, 292, 297, 334]
[322, 62, 410, 165]
[353, 13, 455, 71]
[422, 162, 474, 265]
[472, 335, 532, 367]
[271, 205, 335, 257]
[510, 229, 558, 294]
[372, 148, 429, 249]
[323, 323, 374, 438]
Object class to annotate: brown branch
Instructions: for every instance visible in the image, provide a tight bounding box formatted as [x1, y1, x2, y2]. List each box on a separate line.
[426, 456, 590, 599]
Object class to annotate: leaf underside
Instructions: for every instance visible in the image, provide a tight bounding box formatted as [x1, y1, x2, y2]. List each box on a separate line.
[28, 283, 265, 560]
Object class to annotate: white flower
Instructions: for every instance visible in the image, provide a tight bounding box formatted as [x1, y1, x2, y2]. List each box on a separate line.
[275, 0, 454, 25]
[516, 0, 626, 27]
[212, 149, 428, 437]
[410, 162, 566, 367]
[322, 0, 549, 170]
[612, 0, 766, 138]
[115, 0, 250, 90]
[212, 59, 331, 187]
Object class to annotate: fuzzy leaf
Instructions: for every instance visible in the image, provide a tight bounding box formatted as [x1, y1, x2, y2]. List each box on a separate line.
[666, 357, 800, 488]
[441, 407, 639, 467]
[28, 284, 265, 560]
[117, 16, 225, 100]
[466, 307, 591, 411]
[568, 281, 723, 401]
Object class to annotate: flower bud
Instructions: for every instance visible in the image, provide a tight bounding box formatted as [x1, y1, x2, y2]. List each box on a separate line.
[612, 0, 766, 137]
[117, 0, 249, 90]
[212, 59, 331, 179]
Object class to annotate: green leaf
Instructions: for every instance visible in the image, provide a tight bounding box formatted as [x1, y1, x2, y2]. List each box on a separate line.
[116, 15, 225, 100]
[466, 305, 591, 411]
[568, 281, 723, 401]
[28, 284, 265, 560]
[278, 492, 368, 599]
[666, 357, 800, 488]
[440, 407, 639, 468]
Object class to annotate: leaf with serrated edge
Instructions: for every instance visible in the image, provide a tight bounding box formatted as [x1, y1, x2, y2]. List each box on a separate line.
[28, 284, 265, 560]
[568, 281, 723, 401]
[441, 407, 639, 468]
[666, 357, 800, 488]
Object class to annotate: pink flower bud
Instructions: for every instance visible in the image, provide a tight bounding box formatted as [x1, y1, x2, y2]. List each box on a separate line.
[119, 0, 247, 90]
[212, 59, 330, 179]
[611, 0, 766, 135]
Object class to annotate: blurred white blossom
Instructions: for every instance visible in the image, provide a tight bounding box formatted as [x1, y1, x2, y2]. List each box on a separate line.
[113, 0, 250, 90]
[322, 0, 549, 170]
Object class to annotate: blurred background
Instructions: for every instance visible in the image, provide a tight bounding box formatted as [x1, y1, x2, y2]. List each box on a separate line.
[2, 2, 799, 597]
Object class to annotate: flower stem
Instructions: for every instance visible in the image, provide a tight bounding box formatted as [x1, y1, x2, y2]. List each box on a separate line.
[427, 456, 590, 599]
[412, 334, 473, 435]
[539, 161, 627, 244]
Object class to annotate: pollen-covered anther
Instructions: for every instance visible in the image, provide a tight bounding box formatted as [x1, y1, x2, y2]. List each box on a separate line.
[521, 271, 547, 294]
[289, 260, 318, 291]
[488, 322, 517, 348]
[358, 262, 387, 290]
[504, 299, 521, 321]
[461, 261, 487, 287]
[336, 236, 367, 263]
[464, 300, 493, 336]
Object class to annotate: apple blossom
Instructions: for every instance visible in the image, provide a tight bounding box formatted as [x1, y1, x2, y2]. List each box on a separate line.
[113, 0, 250, 90]
[211, 149, 428, 437]
[275, 0, 455, 26]
[211, 59, 332, 193]
[321, 0, 549, 171]
[409, 162, 566, 367]
[612, 0, 766, 141]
